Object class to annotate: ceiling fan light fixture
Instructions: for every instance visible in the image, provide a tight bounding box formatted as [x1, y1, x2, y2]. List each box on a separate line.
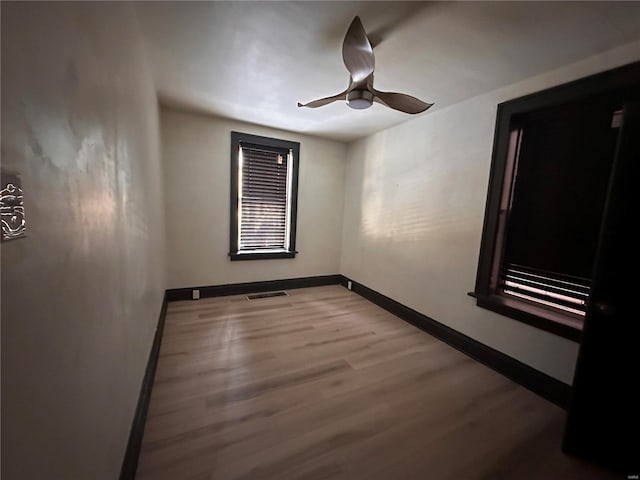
[346, 90, 373, 110]
[297, 16, 432, 114]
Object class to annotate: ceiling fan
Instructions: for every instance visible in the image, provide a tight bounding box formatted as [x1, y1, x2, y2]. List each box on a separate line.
[298, 16, 433, 114]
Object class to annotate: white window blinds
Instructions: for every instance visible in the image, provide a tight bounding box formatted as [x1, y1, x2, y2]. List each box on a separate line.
[237, 144, 293, 252]
[501, 264, 590, 316]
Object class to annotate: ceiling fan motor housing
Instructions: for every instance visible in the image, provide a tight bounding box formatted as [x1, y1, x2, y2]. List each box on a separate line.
[346, 89, 373, 109]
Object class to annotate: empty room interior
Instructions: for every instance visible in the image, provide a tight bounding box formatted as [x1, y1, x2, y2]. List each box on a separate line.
[2, 1, 640, 479]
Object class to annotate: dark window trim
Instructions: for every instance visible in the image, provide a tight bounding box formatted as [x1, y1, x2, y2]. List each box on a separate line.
[474, 61, 640, 341]
[229, 131, 300, 261]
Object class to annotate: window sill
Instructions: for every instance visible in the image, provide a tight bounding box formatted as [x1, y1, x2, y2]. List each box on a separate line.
[472, 292, 582, 342]
[230, 250, 296, 261]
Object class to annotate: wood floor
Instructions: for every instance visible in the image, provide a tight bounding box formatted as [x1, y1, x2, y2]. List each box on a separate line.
[137, 285, 614, 480]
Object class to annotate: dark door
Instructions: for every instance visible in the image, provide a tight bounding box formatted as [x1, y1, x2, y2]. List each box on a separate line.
[563, 102, 640, 473]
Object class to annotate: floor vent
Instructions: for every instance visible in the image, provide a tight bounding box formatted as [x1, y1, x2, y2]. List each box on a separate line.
[246, 291, 288, 300]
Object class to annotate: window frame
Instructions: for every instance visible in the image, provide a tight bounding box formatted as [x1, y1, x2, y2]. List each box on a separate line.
[229, 131, 300, 261]
[474, 61, 640, 341]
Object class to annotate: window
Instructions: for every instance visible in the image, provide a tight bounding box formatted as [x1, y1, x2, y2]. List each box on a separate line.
[229, 132, 299, 261]
[473, 62, 640, 340]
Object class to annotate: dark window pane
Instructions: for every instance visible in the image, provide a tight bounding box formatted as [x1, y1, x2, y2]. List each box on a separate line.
[504, 97, 619, 280]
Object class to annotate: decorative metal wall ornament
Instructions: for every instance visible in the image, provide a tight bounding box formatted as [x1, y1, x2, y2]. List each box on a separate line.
[1, 170, 26, 241]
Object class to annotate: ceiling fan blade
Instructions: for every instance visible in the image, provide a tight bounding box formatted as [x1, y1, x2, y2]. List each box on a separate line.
[297, 90, 348, 109]
[372, 89, 433, 114]
[342, 16, 375, 84]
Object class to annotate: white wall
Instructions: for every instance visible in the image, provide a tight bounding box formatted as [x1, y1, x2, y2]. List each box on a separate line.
[1, 3, 165, 479]
[161, 108, 346, 288]
[340, 41, 640, 384]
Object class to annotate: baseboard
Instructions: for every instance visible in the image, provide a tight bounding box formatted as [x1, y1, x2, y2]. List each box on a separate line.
[120, 292, 168, 480]
[340, 275, 572, 409]
[165, 274, 342, 302]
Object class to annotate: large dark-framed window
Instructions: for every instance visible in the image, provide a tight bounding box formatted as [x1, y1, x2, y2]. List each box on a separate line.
[474, 62, 640, 341]
[229, 131, 300, 261]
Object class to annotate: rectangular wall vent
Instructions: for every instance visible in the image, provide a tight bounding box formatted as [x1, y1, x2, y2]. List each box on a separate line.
[246, 291, 288, 300]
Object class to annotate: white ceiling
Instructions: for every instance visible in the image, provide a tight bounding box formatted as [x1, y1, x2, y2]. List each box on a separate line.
[135, 1, 640, 142]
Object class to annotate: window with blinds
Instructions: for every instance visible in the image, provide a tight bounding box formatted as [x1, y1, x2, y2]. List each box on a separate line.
[472, 73, 634, 340]
[230, 132, 299, 261]
[238, 145, 292, 252]
[495, 99, 619, 320]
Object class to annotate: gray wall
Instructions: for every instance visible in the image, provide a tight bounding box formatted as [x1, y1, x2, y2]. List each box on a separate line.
[161, 108, 346, 289]
[340, 42, 640, 384]
[1, 3, 166, 479]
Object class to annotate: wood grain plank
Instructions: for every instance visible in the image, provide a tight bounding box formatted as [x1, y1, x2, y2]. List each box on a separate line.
[136, 285, 612, 480]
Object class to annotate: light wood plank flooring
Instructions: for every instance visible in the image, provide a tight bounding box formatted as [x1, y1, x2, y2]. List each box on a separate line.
[137, 285, 614, 480]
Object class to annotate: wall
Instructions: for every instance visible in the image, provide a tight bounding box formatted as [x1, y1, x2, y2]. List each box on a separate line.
[1, 3, 165, 479]
[161, 108, 346, 289]
[340, 41, 640, 384]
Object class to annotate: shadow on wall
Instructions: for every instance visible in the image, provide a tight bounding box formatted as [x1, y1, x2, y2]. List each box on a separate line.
[358, 120, 479, 243]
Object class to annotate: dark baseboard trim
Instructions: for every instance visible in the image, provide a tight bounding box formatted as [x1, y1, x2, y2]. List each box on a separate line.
[165, 274, 342, 302]
[120, 292, 168, 480]
[340, 275, 572, 409]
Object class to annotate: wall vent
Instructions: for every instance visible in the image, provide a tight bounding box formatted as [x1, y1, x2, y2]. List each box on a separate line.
[246, 291, 288, 300]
